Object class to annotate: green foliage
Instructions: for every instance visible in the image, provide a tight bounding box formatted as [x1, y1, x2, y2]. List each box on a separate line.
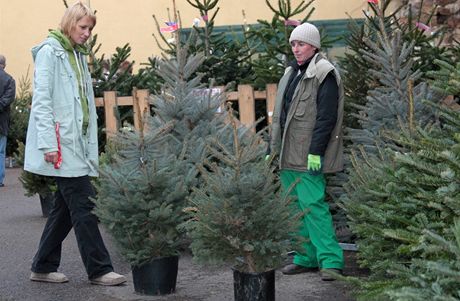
[387, 220, 460, 300]
[90, 42, 136, 97]
[14, 142, 56, 197]
[184, 0, 253, 87]
[330, 1, 438, 241]
[245, 0, 316, 88]
[427, 59, 460, 97]
[132, 56, 164, 94]
[87, 36, 163, 153]
[149, 44, 228, 174]
[93, 125, 189, 266]
[338, 18, 375, 130]
[94, 43, 227, 267]
[89, 41, 163, 97]
[6, 71, 32, 156]
[156, 0, 340, 90]
[341, 91, 460, 298]
[184, 114, 300, 273]
[337, 2, 460, 299]
[339, 0, 452, 130]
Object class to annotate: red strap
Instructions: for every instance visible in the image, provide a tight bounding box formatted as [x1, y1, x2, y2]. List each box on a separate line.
[54, 122, 62, 169]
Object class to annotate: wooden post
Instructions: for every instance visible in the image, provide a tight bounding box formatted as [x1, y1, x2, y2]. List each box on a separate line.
[265, 83, 277, 125]
[237, 84, 255, 131]
[132, 89, 150, 132]
[132, 88, 141, 132]
[103, 91, 117, 139]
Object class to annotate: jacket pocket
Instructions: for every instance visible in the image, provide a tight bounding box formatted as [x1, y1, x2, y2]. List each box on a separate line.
[59, 70, 72, 83]
[294, 101, 306, 117]
[283, 127, 312, 168]
[54, 105, 73, 144]
[293, 96, 316, 123]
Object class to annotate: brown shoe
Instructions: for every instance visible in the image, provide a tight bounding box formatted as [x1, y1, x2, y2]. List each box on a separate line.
[320, 268, 343, 281]
[281, 264, 319, 275]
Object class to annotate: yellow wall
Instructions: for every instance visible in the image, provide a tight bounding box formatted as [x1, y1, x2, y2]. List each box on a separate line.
[1, 0, 379, 82]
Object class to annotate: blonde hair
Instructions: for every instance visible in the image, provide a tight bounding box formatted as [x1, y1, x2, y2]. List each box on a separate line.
[59, 1, 96, 37]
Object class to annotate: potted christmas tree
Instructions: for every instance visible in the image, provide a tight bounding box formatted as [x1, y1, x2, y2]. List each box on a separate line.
[95, 38, 229, 295]
[184, 113, 301, 301]
[93, 124, 189, 295]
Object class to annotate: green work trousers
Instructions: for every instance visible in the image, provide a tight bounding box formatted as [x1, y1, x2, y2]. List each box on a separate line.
[280, 170, 343, 269]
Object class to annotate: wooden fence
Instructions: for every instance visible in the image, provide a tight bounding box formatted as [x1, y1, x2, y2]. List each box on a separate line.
[94, 84, 278, 138]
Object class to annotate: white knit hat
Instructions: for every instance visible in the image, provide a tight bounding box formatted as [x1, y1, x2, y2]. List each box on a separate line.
[289, 22, 321, 49]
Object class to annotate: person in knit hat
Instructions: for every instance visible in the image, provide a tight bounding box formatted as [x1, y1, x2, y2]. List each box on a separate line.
[269, 22, 345, 281]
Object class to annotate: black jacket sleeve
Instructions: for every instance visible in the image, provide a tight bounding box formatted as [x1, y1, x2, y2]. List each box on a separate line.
[0, 73, 16, 112]
[308, 72, 338, 156]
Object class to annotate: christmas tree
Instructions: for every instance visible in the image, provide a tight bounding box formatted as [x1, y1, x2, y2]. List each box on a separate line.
[93, 123, 190, 266]
[14, 142, 56, 198]
[184, 0, 253, 87]
[151, 0, 253, 89]
[93, 43, 230, 266]
[339, 0, 451, 130]
[184, 109, 301, 273]
[329, 0, 439, 241]
[380, 56, 460, 301]
[338, 6, 460, 296]
[149, 43, 228, 180]
[388, 220, 460, 300]
[427, 59, 460, 99]
[342, 99, 460, 299]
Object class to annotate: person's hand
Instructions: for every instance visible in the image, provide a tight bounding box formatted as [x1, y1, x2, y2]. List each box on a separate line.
[307, 154, 321, 171]
[44, 151, 59, 164]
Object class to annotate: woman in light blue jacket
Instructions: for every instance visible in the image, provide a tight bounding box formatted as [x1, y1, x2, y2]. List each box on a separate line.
[25, 1, 125, 286]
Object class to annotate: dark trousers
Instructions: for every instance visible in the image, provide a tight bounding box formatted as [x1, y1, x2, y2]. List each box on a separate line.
[31, 176, 113, 279]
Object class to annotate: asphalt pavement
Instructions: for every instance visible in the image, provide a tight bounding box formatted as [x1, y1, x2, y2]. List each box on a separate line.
[0, 167, 357, 301]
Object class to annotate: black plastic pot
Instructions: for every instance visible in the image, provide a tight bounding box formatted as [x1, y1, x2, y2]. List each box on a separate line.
[233, 268, 275, 301]
[39, 193, 55, 218]
[132, 255, 179, 296]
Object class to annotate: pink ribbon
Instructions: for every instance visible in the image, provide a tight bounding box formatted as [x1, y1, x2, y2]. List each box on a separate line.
[54, 122, 62, 169]
[284, 19, 301, 26]
[416, 22, 431, 32]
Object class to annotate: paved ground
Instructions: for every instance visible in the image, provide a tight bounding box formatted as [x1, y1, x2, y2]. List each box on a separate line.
[0, 167, 360, 301]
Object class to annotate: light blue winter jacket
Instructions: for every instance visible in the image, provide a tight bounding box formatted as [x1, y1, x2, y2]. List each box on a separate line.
[24, 37, 99, 177]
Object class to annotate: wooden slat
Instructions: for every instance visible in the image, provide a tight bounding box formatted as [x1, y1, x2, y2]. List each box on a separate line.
[95, 95, 134, 107]
[227, 90, 266, 101]
[265, 83, 277, 125]
[237, 85, 255, 131]
[96, 84, 280, 139]
[114, 95, 134, 106]
[132, 88, 141, 132]
[95, 97, 104, 107]
[103, 91, 118, 138]
[254, 90, 267, 100]
[133, 89, 150, 131]
[226, 91, 238, 101]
